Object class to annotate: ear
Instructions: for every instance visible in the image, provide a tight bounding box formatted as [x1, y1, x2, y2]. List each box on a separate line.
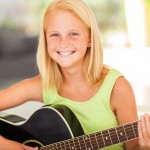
[87, 40, 91, 48]
[87, 33, 91, 48]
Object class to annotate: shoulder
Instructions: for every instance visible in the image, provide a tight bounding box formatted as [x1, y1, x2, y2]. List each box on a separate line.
[110, 76, 139, 149]
[111, 76, 138, 121]
[23, 75, 42, 86]
[112, 76, 133, 97]
[17, 75, 42, 93]
[18, 75, 43, 101]
[101, 66, 123, 77]
[100, 66, 123, 84]
[111, 76, 134, 107]
[109, 72, 136, 116]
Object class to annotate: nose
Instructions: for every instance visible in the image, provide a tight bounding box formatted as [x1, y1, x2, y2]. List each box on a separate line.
[59, 36, 68, 47]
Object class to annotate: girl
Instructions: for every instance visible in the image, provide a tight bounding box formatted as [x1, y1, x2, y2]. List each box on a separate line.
[0, 0, 149, 149]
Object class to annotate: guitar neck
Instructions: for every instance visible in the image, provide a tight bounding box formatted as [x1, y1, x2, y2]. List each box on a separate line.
[41, 120, 138, 150]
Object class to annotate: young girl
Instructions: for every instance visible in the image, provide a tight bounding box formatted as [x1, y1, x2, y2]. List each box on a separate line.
[0, 0, 149, 149]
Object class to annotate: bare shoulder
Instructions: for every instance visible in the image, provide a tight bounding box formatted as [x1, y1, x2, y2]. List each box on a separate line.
[111, 77, 135, 109]
[101, 67, 133, 98]
[101, 67, 134, 97]
[9, 75, 43, 101]
[111, 76, 138, 121]
[0, 75, 43, 110]
[111, 77, 139, 149]
[12, 75, 42, 92]
[113, 76, 133, 93]
[21, 75, 43, 101]
[23, 75, 42, 86]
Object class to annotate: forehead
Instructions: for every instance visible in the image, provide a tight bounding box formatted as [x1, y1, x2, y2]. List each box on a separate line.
[44, 10, 88, 31]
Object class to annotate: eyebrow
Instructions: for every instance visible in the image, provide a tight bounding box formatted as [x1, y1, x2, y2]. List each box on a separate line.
[46, 29, 80, 33]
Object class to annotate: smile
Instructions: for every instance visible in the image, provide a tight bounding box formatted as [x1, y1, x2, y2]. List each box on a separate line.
[57, 51, 76, 56]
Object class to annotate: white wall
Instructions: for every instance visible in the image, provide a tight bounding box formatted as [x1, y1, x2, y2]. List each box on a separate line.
[104, 47, 150, 113]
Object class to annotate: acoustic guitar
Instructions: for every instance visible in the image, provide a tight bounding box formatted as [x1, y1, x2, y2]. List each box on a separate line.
[0, 105, 138, 150]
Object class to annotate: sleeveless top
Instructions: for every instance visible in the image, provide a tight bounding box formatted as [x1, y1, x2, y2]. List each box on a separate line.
[43, 68, 125, 150]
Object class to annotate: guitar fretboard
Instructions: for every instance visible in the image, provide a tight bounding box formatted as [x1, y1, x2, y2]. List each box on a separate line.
[40, 120, 138, 150]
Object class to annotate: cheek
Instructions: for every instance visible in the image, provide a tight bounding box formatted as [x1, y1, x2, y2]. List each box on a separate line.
[46, 43, 55, 59]
[47, 40, 56, 52]
[78, 39, 89, 52]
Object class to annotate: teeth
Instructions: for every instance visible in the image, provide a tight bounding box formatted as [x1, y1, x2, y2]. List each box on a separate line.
[58, 51, 74, 56]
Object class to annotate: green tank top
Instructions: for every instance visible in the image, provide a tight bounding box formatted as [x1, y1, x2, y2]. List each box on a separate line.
[43, 68, 125, 150]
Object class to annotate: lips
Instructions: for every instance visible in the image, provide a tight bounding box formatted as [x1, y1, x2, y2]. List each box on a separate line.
[57, 51, 76, 56]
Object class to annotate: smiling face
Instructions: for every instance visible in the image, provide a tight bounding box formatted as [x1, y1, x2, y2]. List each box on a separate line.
[45, 10, 91, 70]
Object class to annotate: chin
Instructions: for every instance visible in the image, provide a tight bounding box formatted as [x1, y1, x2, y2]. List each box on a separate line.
[59, 64, 72, 68]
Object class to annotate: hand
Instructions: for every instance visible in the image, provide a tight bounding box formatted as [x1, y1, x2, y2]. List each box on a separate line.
[22, 144, 38, 150]
[0, 135, 38, 150]
[138, 114, 150, 150]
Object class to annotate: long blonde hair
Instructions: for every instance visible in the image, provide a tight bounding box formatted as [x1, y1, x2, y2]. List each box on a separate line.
[36, 0, 103, 90]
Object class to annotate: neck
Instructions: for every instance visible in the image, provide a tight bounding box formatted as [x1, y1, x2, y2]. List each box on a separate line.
[61, 65, 85, 85]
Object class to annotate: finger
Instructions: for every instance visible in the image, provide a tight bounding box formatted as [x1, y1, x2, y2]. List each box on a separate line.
[140, 115, 148, 140]
[138, 119, 144, 141]
[144, 114, 150, 139]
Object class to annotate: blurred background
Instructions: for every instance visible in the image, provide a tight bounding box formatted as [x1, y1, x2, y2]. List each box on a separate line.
[0, 0, 150, 118]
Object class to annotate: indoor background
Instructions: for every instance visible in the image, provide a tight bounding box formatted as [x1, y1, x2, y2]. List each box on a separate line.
[0, 0, 150, 118]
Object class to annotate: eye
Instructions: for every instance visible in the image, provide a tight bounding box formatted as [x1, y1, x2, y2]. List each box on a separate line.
[50, 33, 59, 37]
[69, 32, 79, 36]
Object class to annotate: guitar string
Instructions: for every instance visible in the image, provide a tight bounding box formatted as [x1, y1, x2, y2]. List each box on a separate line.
[41, 129, 138, 149]
[41, 121, 138, 149]
[41, 133, 137, 150]
[45, 129, 138, 150]
[44, 131, 138, 150]
[41, 132, 137, 150]
[41, 123, 138, 149]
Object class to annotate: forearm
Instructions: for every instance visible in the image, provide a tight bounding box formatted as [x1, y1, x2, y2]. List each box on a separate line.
[0, 136, 24, 150]
[0, 136, 38, 150]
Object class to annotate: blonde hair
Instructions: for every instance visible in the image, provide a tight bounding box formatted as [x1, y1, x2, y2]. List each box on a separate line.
[37, 0, 103, 90]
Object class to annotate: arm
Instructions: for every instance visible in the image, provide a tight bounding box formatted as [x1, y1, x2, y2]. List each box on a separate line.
[0, 75, 42, 149]
[138, 114, 150, 150]
[0, 136, 38, 150]
[110, 77, 139, 149]
[0, 75, 43, 110]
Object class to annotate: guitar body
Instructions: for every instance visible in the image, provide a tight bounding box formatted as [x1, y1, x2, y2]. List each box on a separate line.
[0, 105, 139, 149]
[0, 105, 84, 148]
